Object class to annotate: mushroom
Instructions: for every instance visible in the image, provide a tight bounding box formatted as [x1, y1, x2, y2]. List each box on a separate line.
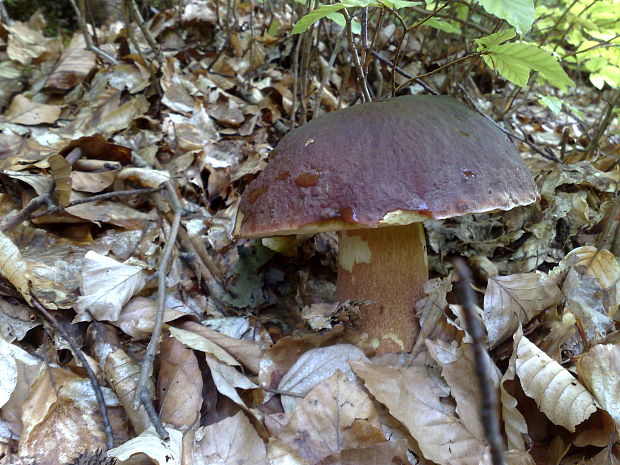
[234, 95, 539, 353]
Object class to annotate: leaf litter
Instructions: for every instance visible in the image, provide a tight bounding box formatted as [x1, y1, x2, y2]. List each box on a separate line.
[0, 2, 618, 465]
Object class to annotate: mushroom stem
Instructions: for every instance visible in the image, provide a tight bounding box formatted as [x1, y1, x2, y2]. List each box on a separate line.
[336, 223, 427, 353]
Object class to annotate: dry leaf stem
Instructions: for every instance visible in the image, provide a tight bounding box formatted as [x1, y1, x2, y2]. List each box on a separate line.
[30, 292, 115, 449]
[453, 258, 506, 465]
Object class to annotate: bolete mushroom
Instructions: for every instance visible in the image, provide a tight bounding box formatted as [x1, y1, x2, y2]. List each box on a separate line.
[234, 95, 539, 353]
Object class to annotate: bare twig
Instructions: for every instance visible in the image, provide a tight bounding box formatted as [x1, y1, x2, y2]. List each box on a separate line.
[312, 29, 345, 118]
[0, 0, 10, 25]
[396, 52, 480, 93]
[343, 9, 372, 102]
[458, 86, 560, 162]
[453, 258, 506, 465]
[30, 293, 115, 449]
[0, 192, 53, 233]
[584, 90, 620, 159]
[69, 0, 117, 65]
[31, 187, 161, 220]
[133, 181, 181, 440]
[371, 51, 440, 95]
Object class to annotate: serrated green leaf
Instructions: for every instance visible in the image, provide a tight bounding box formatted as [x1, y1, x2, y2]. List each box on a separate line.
[476, 0, 534, 35]
[475, 29, 516, 49]
[425, 17, 461, 34]
[483, 42, 575, 90]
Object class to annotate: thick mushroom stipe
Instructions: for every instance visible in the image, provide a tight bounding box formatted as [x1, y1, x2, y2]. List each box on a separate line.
[336, 223, 426, 352]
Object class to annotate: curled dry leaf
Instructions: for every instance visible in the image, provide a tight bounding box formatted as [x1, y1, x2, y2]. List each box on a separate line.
[277, 344, 369, 413]
[193, 411, 268, 465]
[116, 297, 186, 339]
[169, 325, 240, 366]
[483, 272, 563, 347]
[0, 230, 31, 303]
[514, 328, 598, 432]
[158, 336, 203, 432]
[74, 251, 147, 322]
[577, 344, 620, 429]
[90, 325, 152, 434]
[277, 370, 385, 465]
[500, 345, 529, 451]
[4, 94, 62, 125]
[108, 427, 183, 465]
[178, 320, 262, 375]
[205, 352, 258, 409]
[352, 360, 488, 465]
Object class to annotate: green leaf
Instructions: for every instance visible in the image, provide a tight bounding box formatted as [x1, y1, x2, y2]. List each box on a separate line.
[475, 0, 534, 35]
[327, 12, 361, 34]
[292, 0, 373, 34]
[482, 42, 575, 90]
[425, 17, 461, 34]
[475, 29, 516, 49]
[292, 3, 347, 34]
[537, 95, 563, 115]
[379, 0, 420, 9]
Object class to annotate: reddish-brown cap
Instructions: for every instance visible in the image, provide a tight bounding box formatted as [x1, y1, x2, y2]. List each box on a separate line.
[235, 95, 539, 238]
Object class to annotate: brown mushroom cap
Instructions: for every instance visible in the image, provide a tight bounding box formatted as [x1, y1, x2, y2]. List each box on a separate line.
[235, 95, 538, 238]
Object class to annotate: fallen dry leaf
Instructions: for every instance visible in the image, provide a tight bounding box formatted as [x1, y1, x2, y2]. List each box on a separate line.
[277, 370, 385, 464]
[75, 251, 147, 322]
[193, 411, 268, 464]
[483, 272, 563, 347]
[4, 94, 62, 125]
[352, 360, 488, 465]
[577, 344, 620, 429]
[514, 328, 598, 432]
[108, 426, 183, 465]
[158, 336, 203, 432]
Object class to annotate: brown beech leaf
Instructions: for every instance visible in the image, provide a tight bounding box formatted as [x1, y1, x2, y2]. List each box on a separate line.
[500, 344, 529, 451]
[193, 411, 268, 465]
[18, 368, 119, 464]
[577, 344, 620, 429]
[483, 272, 563, 347]
[116, 297, 186, 339]
[4, 94, 62, 125]
[277, 344, 369, 413]
[427, 339, 501, 442]
[43, 34, 96, 92]
[352, 360, 487, 465]
[158, 336, 203, 432]
[277, 370, 385, 465]
[316, 439, 411, 465]
[514, 328, 598, 432]
[177, 320, 262, 375]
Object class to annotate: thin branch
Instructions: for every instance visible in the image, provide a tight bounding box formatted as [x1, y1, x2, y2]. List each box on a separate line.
[453, 258, 506, 465]
[458, 86, 560, 162]
[396, 52, 480, 93]
[371, 51, 439, 95]
[69, 0, 117, 65]
[584, 90, 620, 159]
[30, 293, 115, 449]
[343, 9, 372, 102]
[312, 29, 345, 118]
[31, 188, 161, 219]
[0, 192, 53, 233]
[133, 180, 181, 440]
